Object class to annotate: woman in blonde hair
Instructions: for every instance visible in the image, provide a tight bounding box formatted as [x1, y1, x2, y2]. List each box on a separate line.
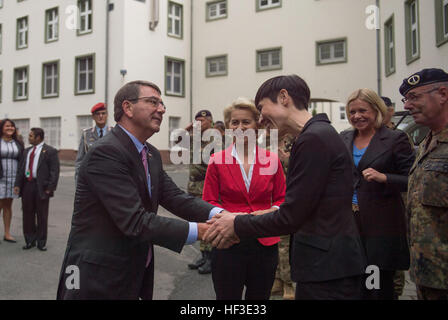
[340, 88, 415, 300]
[202, 98, 286, 300]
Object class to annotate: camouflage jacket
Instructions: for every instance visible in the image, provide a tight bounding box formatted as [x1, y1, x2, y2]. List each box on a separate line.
[407, 125, 448, 289]
[187, 135, 222, 197]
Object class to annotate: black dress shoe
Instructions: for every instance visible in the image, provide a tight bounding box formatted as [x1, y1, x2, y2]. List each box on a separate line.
[23, 243, 35, 250]
[37, 246, 47, 251]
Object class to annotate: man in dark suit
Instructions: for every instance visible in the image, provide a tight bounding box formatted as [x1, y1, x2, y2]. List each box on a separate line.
[205, 75, 367, 299]
[57, 80, 224, 300]
[14, 128, 60, 251]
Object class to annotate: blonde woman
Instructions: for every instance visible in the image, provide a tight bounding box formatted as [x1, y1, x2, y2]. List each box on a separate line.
[340, 88, 415, 300]
[202, 98, 286, 300]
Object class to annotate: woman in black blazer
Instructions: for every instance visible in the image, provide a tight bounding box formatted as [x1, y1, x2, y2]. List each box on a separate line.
[0, 119, 24, 243]
[340, 89, 415, 300]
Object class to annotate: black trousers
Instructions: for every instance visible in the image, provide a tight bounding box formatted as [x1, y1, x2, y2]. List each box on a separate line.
[295, 275, 364, 300]
[22, 180, 49, 248]
[211, 239, 278, 300]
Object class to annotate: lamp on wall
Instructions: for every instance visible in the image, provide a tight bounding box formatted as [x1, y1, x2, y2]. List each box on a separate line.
[120, 69, 127, 77]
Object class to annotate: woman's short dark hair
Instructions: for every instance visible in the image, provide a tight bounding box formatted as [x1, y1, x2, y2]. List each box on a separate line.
[0, 119, 19, 141]
[255, 75, 310, 111]
[31, 127, 45, 141]
[114, 80, 162, 122]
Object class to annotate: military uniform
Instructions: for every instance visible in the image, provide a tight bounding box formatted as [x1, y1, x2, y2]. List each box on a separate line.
[75, 126, 112, 181]
[407, 127, 448, 295]
[400, 68, 448, 300]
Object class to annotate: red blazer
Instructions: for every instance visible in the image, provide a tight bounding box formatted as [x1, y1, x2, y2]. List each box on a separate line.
[203, 145, 286, 246]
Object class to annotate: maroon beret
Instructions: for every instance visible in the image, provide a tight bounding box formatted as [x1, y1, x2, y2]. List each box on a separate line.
[91, 102, 106, 114]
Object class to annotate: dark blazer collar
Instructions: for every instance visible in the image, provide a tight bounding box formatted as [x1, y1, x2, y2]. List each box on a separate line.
[112, 126, 152, 200]
[349, 126, 391, 171]
[301, 113, 331, 134]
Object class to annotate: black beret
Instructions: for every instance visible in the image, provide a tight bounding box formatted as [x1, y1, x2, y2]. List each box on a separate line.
[195, 110, 212, 119]
[399, 68, 448, 96]
[381, 96, 393, 107]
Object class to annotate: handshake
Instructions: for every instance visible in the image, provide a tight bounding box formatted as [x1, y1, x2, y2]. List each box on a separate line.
[197, 208, 276, 249]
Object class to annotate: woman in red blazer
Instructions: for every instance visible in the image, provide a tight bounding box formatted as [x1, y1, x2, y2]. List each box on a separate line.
[203, 98, 286, 300]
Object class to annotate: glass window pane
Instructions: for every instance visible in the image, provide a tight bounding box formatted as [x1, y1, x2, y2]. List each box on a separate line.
[334, 42, 344, 58]
[320, 44, 331, 60]
[271, 51, 280, 65]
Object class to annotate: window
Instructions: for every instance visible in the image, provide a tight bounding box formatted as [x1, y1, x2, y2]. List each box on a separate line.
[77, 115, 93, 141]
[168, 2, 183, 38]
[207, 1, 227, 21]
[17, 16, 28, 49]
[42, 61, 59, 98]
[256, 48, 282, 72]
[0, 0, 3, 8]
[40, 117, 61, 149]
[316, 38, 347, 65]
[165, 57, 185, 96]
[14, 66, 29, 101]
[384, 16, 395, 76]
[12, 119, 30, 144]
[169, 116, 180, 148]
[206, 55, 228, 77]
[405, 0, 420, 64]
[0, 24, 2, 54]
[75, 54, 95, 94]
[339, 106, 346, 120]
[257, 0, 281, 11]
[45, 7, 59, 42]
[435, 0, 448, 47]
[0, 70, 2, 103]
[78, 0, 92, 35]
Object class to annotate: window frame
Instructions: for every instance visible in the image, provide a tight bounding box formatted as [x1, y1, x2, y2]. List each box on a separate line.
[206, 55, 228, 77]
[384, 15, 396, 77]
[256, 47, 282, 72]
[40, 117, 61, 149]
[42, 60, 60, 99]
[0, 70, 2, 103]
[16, 16, 29, 50]
[77, 0, 93, 36]
[256, 0, 281, 12]
[167, 1, 183, 39]
[13, 65, 29, 101]
[206, 0, 228, 22]
[435, 0, 448, 47]
[165, 56, 185, 97]
[315, 38, 348, 66]
[74, 53, 95, 95]
[45, 7, 59, 43]
[405, 0, 420, 64]
[0, 24, 2, 54]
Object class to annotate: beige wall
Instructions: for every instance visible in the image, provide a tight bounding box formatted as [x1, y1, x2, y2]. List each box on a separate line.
[380, 0, 448, 110]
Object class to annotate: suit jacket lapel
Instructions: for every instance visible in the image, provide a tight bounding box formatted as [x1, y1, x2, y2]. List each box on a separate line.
[37, 144, 47, 170]
[146, 144, 158, 209]
[224, 146, 252, 206]
[113, 126, 151, 201]
[357, 127, 389, 171]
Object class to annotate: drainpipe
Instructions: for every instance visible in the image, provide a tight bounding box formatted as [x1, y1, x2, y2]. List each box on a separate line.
[376, 0, 382, 96]
[189, 0, 193, 122]
[105, 1, 111, 118]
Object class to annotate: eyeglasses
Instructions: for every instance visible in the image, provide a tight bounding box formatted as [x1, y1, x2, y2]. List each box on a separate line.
[129, 96, 166, 110]
[401, 87, 440, 104]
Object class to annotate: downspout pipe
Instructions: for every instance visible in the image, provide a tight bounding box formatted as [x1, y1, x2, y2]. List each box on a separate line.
[376, 0, 382, 96]
[105, 1, 111, 120]
[189, 0, 193, 123]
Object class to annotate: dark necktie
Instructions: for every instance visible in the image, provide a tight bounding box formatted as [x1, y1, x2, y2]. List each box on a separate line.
[141, 146, 152, 267]
[28, 146, 37, 181]
[99, 128, 103, 138]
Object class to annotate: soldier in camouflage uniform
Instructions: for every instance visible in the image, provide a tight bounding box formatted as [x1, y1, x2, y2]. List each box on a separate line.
[186, 110, 219, 274]
[401, 68, 448, 300]
[75, 103, 112, 182]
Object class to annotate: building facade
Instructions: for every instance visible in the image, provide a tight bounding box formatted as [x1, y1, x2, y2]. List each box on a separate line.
[0, 0, 446, 161]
